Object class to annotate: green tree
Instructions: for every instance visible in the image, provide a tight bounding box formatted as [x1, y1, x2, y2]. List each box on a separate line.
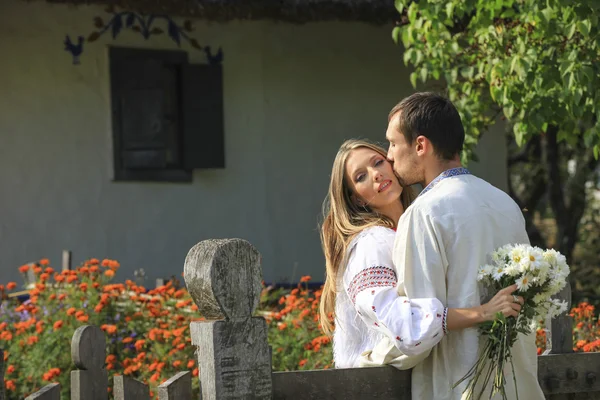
[393, 0, 600, 261]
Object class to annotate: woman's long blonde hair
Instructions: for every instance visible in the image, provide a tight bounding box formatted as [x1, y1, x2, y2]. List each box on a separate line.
[318, 139, 415, 336]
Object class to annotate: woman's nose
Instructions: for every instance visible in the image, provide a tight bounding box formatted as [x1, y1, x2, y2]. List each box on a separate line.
[373, 171, 383, 182]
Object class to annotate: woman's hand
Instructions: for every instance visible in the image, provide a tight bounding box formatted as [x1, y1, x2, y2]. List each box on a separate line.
[480, 284, 524, 321]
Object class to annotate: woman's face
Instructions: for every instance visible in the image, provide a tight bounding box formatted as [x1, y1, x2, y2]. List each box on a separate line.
[345, 147, 403, 213]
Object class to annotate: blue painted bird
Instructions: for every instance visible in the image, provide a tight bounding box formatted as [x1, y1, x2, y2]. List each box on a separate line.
[64, 35, 84, 65]
[204, 46, 223, 66]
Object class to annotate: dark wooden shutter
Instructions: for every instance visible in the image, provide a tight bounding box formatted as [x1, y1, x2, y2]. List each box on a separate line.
[115, 58, 168, 170]
[181, 64, 225, 169]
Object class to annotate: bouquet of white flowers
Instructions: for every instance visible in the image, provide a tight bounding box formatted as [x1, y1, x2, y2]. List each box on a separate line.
[454, 244, 570, 399]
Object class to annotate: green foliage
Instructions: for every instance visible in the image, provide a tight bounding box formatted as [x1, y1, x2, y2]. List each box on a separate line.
[393, 0, 600, 160]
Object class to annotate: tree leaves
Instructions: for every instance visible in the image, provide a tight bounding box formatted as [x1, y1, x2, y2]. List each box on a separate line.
[392, 0, 600, 154]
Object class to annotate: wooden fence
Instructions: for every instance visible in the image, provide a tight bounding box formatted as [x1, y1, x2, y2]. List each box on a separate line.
[9, 238, 600, 399]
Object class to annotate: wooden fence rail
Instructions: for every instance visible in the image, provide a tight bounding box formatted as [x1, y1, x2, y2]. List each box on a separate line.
[12, 239, 600, 399]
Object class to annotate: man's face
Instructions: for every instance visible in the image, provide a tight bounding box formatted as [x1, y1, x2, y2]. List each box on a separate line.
[385, 112, 421, 187]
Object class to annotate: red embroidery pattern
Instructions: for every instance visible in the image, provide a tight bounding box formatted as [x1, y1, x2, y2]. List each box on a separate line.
[348, 266, 397, 304]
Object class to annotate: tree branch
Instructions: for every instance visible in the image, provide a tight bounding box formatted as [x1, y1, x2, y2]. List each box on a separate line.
[545, 125, 568, 227]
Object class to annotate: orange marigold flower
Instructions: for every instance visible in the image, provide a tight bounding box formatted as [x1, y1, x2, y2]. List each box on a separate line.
[109, 260, 120, 270]
[27, 336, 39, 345]
[300, 275, 311, 283]
[67, 308, 76, 316]
[58, 293, 66, 301]
[6, 282, 16, 290]
[105, 270, 115, 278]
[122, 337, 133, 344]
[187, 360, 194, 369]
[150, 372, 160, 382]
[101, 259, 111, 267]
[49, 294, 56, 300]
[19, 265, 29, 273]
[44, 267, 54, 274]
[192, 368, 199, 377]
[6, 365, 14, 374]
[92, 282, 100, 289]
[102, 325, 117, 335]
[67, 276, 78, 283]
[5, 380, 15, 391]
[106, 354, 116, 364]
[278, 323, 287, 331]
[34, 267, 43, 274]
[106, 363, 114, 371]
[172, 360, 182, 368]
[90, 265, 99, 273]
[53, 321, 63, 331]
[299, 359, 308, 367]
[135, 340, 146, 351]
[54, 274, 65, 283]
[77, 315, 89, 323]
[40, 273, 50, 282]
[79, 283, 88, 292]
[94, 304, 104, 313]
[90, 258, 100, 265]
[39, 259, 50, 266]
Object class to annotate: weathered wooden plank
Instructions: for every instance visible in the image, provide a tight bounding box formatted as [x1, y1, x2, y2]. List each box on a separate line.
[545, 281, 574, 355]
[113, 375, 148, 400]
[158, 371, 192, 400]
[25, 383, 60, 400]
[538, 353, 600, 395]
[273, 367, 411, 400]
[186, 239, 272, 400]
[0, 349, 5, 400]
[71, 325, 108, 400]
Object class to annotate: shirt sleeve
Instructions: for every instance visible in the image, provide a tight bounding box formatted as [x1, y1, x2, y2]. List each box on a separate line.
[344, 229, 446, 357]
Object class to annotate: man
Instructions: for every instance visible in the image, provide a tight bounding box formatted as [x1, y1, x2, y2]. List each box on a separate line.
[386, 92, 544, 400]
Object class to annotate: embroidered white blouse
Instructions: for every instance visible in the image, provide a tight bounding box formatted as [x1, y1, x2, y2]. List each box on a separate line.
[333, 226, 447, 369]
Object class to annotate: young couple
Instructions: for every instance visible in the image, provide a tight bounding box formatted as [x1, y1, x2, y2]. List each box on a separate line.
[319, 92, 544, 399]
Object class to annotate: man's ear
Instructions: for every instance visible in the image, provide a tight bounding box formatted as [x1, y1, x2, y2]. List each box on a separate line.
[415, 135, 429, 156]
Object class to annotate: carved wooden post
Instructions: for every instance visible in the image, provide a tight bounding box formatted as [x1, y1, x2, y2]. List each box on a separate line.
[544, 281, 574, 355]
[113, 376, 148, 400]
[24, 384, 60, 400]
[71, 325, 108, 400]
[185, 239, 272, 400]
[158, 371, 192, 399]
[62, 250, 72, 272]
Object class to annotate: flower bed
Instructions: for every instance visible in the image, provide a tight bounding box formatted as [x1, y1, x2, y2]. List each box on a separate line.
[0, 259, 331, 399]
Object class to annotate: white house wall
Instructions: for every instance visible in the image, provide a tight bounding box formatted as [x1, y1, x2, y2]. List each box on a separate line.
[0, 0, 507, 285]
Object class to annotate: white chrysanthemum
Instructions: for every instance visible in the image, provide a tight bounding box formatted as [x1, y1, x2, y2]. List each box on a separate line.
[492, 265, 505, 281]
[509, 245, 529, 273]
[477, 264, 494, 281]
[547, 276, 567, 296]
[492, 247, 510, 265]
[504, 262, 521, 277]
[546, 299, 569, 319]
[543, 249, 559, 266]
[515, 274, 533, 291]
[532, 292, 549, 304]
[520, 247, 544, 272]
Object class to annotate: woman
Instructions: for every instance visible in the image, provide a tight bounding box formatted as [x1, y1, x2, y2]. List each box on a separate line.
[319, 139, 523, 368]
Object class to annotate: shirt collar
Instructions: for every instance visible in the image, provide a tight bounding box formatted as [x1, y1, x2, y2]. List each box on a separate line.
[418, 167, 471, 198]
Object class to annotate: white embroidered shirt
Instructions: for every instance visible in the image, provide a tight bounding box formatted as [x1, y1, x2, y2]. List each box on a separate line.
[333, 226, 446, 368]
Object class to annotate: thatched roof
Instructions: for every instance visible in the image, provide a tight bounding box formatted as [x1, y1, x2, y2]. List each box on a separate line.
[42, 0, 398, 24]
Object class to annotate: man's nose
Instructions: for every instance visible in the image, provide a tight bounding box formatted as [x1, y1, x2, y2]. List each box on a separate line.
[386, 148, 393, 162]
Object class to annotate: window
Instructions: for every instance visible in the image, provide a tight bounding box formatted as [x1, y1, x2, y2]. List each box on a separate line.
[109, 47, 224, 182]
